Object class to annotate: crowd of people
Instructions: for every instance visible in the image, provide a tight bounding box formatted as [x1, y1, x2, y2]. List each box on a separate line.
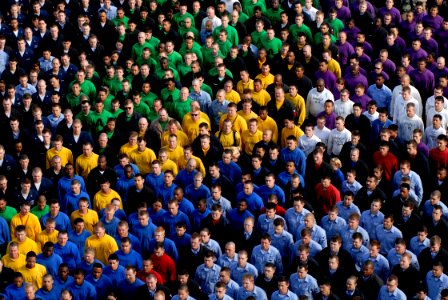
[1, 0, 448, 299]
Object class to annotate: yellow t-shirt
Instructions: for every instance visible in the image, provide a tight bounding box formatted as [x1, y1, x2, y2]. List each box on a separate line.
[161, 130, 190, 147]
[7, 238, 41, 256]
[75, 153, 99, 179]
[36, 229, 59, 249]
[93, 189, 122, 212]
[119, 143, 138, 157]
[236, 79, 254, 95]
[252, 89, 271, 106]
[241, 130, 263, 155]
[225, 89, 241, 104]
[161, 159, 178, 176]
[257, 116, 279, 143]
[46, 147, 73, 168]
[70, 209, 99, 233]
[20, 264, 47, 289]
[177, 155, 206, 175]
[219, 114, 248, 135]
[328, 58, 342, 79]
[215, 130, 242, 150]
[285, 93, 306, 126]
[237, 110, 259, 125]
[281, 126, 305, 147]
[162, 145, 184, 165]
[255, 73, 275, 89]
[129, 148, 157, 175]
[1, 254, 26, 271]
[85, 234, 119, 264]
[182, 117, 210, 143]
[10, 213, 42, 241]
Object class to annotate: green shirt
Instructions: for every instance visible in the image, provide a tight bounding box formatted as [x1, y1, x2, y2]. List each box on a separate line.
[160, 88, 180, 115]
[136, 56, 158, 69]
[155, 66, 181, 82]
[88, 110, 113, 136]
[325, 18, 345, 39]
[289, 23, 313, 43]
[109, 108, 124, 119]
[0, 206, 18, 224]
[173, 98, 193, 120]
[141, 92, 158, 108]
[75, 111, 93, 131]
[261, 37, 283, 59]
[251, 30, 267, 48]
[112, 15, 129, 28]
[146, 36, 160, 51]
[178, 63, 192, 78]
[244, 0, 267, 17]
[208, 68, 234, 79]
[172, 12, 195, 28]
[133, 101, 151, 118]
[217, 39, 233, 57]
[213, 25, 239, 46]
[30, 205, 49, 219]
[167, 51, 183, 68]
[66, 92, 87, 112]
[102, 95, 115, 112]
[237, 13, 250, 24]
[265, 7, 284, 25]
[313, 32, 336, 45]
[132, 42, 156, 60]
[179, 26, 200, 42]
[69, 79, 97, 102]
[179, 42, 204, 64]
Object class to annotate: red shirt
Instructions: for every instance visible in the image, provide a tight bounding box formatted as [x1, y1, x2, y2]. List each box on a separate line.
[315, 183, 341, 214]
[150, 253, 177, 283]
[430, 147, 448, 169]
[373, 151, 399, 182]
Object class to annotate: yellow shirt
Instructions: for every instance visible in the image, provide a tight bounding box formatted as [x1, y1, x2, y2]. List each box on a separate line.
[119, 143, 138, 157]
[182, 112, 210, 127]
[129, 148, 157, 175]
[219, 114, 248, 135]
[236, 79, 254, 95]
[257, 116, 279, 143]
[75, 153, 99, 179]
[237, 110, 259, 125]
[20, 264, 47, 289]
[252, 89, 271, 106]
[281, 126, 305, 147]
[285, 93, 306, 126]
[215, 130, 242, 150]
[225, 89, 241, 104]
[93, 189, 122, 212]
[70, 209, 99, 233]
[241, 130, 263, 155]
[182, 117, 210, 143]
[162, 145, 184, 165]
[177, 155, 206, 175]
[46, 147, 73, 168]
[7, 238, 41, 256]
[36, 229, 59, 249]
[328, 58, 342, 79]
[161, 159, 178, 176]
[161, 130, 190, 147]
[85, 234, 118, 264]
[2, 254, 26, 271]
[255, 73, 275, 89]
[10, 213, 42, 241]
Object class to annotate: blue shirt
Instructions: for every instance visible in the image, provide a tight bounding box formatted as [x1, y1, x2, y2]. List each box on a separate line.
[295, 224, 328, 248]
[103, 265, 126, 286]
[257, 185, 286, 206]
[178, 198, 195, 216]
[58, 176, 86, 204]
[250, 245, 283, 275]
[194, 263, 222, 294]
[68, 229, 91, 260]
[367, 84, 392, 111]
[41, 212, 75, 232]
[206, 196, 232, 217]
[190, 90, 212, 114]
[191, 208, 211, 232]
[117, 278, 145, 298]
[391, 170, 423, 205]
[227, 209, 254, 233]
[422, 200, 448, 219]
[202, 239, 223, 258]
[335, 202, 361, 222]
[145, 172, 164, 191]
[349, 245, 370, 271]
[85, 274, 113, 300]
[271, 290, 298, 300]
[271, 231, 294, 258]
[285, 208, 310, 233]
[279, 147, 306, 177]
[289, 274, 319, 300]
[0, 217, 10, 245]
[341, 226, 370, 251]
[257, 214, 287, 235]
[341, 180, 363, 196]
[36, 253, 63, 277]
[36, 285, 62, 300]
[360, 210, 385, 239]
[210, 99, 230, 126]
[236, 192, 264, 215]
[157, 183, 177, 208]
[236, 286, 268, 300]
[53, 241, 81, 270]
[387, 249, 419, 270]
[115, 249, 143, 270]
[131, 222, 157, 241]
[142, 238, 179, 262]
[374, 225, 403, 255]
[230, 263, 258, 286]
[409, 236, 429, 256]
[63, 191, 91, 215]
[426, 271, 448, 300]
[77, 259, 104, 275]
[217, 253, 238, 268]
[67, 280, 97, 300]
[185, 184, 211, 205]
[368, 254, 390, 281]
[291, 240, 322, 259]
[218, 160, 242, 185]
[162, 211, 191, 235]
[377, 286, 407, 300]
[175, 169, 197, 188]
[321, 215, 347, 240]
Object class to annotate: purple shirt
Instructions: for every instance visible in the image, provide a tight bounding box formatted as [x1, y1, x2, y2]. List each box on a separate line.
[343, 26, 361, 45]
[378, 7, 402, 25]
[409, 68, 435, 97]
[414, 12, 427, 23]
[343, 73, 369, 94]
[407, 48, 428, 67]
[399, 20, 416, 36]
[335, 5, 352, 23]
[422, 38, 439, 57]
[431, 66, 448, 82]
[422, 14, 443, 30]
[336, 41, 355, 67]
[417, 142, 430, 157]
[315, 70, 337, 93]
[351, 94, 372, 111]
[316, 111, 337, 129]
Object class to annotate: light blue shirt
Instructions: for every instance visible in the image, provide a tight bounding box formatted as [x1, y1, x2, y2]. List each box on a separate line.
[190, 90, 212, 114]
[391, 170, 423, 204]
[250, 245, 283, 275]
[368, 254, 390, 281]
[360, 210, 385, 239]
[271, 230, 294, 258]
[15, 83, 37, 97]
[341, 226, 370, 251]
[202, 239, 223, 258]
[235, 286, 267, 300]
[367, 83, 392, 112]
[230, 263, 258, 286]
[349, 245, 370, 271]
[374, 225, 403, 255]
[217, 253, 238, 268]
[206, 196, 232, 217]
[377, 285, 407, 300]
[271, 290, 298, 300]
[409, 236, 429, 256]
[295, 224, 327, 248]
[285, 208, 310, 233]
[422, 200, 448, 219]
[320, 215, 347, 241]
[195, 263, 222, 294]
[289, 274, 319, 300]
[341, 180, 363, 196]
[257, 214, 287, 236]
[426, 271, 448, 300]
[387, 249, 419, 270]
[210, 99, 229, 126]
[335, 202, 361, 222]
[290, 239, 322, 259]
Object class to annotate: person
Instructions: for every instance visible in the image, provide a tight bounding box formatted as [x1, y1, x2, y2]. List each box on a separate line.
[84, 222, 118, 265]
[377, 275, 407, 300]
